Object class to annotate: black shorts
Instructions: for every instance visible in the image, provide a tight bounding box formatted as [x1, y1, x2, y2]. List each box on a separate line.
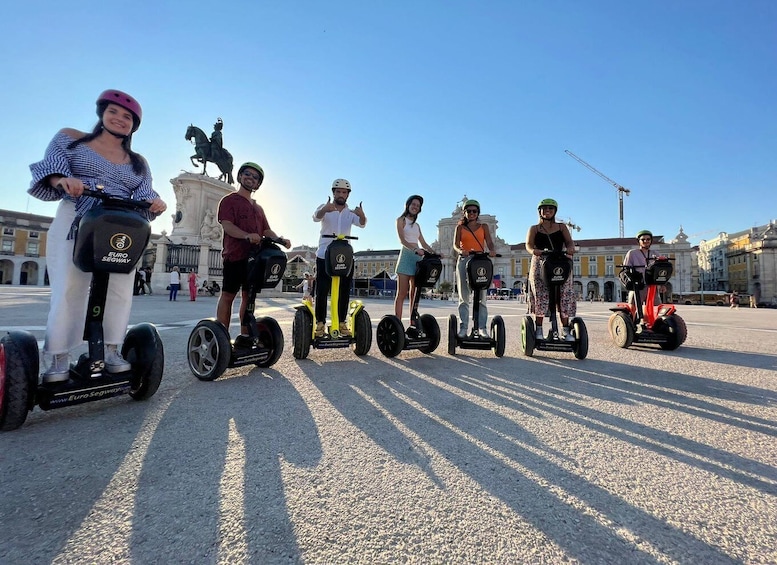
[222, 258, 248, 294]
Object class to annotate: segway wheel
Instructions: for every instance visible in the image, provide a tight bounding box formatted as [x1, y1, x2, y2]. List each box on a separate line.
[376, 315, 405, 358]
[520, 316, 535, 357]
[292, 309, 313, 360]
[447, 314, 458, 356]
[255, 316, 284, 368]
[491, 316, 506, 358]
[609, 312, 635, 348]
[124, 323, 165, 400]
[570, 317, 589, 360]
[0, 332, 38, 431]
[658, 314, 687, 351]
[352, 309, 372, 356]
[187, 319, 231, 381]
[419, 313, 440, 355]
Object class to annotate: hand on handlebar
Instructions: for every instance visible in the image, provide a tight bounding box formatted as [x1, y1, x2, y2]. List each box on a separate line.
[55, 178, 86, 198]
[147, 197, 167, 214]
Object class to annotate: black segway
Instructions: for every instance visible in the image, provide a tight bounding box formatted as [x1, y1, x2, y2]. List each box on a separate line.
[376, 253, 442, 357]
[447, 252, 506, 357]
[521, 250, 588, 359]
[0, 188, 164, 431]
[187, 237, 287, 380]
[292, 234, 372, 359]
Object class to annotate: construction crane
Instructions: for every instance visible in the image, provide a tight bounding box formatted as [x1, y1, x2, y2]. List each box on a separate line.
[561, 218, 582, 232]
[565, 149, 631, 238]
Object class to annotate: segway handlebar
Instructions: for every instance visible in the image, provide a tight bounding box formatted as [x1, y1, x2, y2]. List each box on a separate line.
[259, 235, 289, 246]
[78, 186, 153, 211]
[615, 256, 674, 268]
[322, 234, 358, 240]
[467, 251, 501, 258]
[539, 249, 571, 258]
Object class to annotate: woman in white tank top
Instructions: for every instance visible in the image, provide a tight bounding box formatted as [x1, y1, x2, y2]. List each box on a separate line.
[394, 195, 436, 323]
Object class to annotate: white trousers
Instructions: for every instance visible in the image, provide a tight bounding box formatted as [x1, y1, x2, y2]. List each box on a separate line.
[44, 201, 134, 354]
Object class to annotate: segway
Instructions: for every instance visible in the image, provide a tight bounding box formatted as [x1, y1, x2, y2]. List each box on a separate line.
[608, 256, 687, 350]
[447, 251, 506, 357]
[521, 250, 588, 359]
[187, 237, 287, 380]
[292, 234, 372, 359]
[0, 187, 164, 431]
[376, 253, 442, 357]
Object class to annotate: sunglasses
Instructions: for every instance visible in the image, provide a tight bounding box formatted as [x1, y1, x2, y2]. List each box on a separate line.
[465, 208, 479, 214]
[639, 237, 652, 242]
[242, 171, 261, 180]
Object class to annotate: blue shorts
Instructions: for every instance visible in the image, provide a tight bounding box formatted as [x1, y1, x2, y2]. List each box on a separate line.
[395, 247, 421, 276]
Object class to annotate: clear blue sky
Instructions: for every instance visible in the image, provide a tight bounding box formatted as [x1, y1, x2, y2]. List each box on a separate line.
[3, 1, 775, 250]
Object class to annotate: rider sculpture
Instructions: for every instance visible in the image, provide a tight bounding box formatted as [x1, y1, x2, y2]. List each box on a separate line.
[185, 117, 234, 184]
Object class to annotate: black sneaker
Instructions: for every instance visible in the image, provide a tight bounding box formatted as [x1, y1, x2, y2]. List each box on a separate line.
[233, 334, 256, 349]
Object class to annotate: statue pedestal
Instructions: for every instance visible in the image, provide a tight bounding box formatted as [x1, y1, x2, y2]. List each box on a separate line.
[168, 172, 233, 244]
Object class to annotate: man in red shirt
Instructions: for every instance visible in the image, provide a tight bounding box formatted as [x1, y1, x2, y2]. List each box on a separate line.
[216, 162, 290, 337]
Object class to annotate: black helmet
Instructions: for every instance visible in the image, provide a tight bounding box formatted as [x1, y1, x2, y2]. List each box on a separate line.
[405, 194, 424, 213]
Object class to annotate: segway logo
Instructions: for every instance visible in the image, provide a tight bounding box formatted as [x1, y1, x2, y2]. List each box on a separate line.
[271, 264, 281, 275]
[550, 266, 567, 283]
[477, 267, 486, 277]
[110, 234, 132, 251]
[334, 253, 348, 271]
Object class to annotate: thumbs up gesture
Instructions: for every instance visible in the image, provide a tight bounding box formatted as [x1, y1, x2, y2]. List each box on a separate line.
[354, 200, 366, 223]
[322, 196, 338, 213]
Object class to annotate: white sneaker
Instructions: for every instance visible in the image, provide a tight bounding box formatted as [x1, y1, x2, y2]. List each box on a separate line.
[535, 328, 544, 340]
[563, 327, 576, 342]
[105, 345, 131, 373]
[43, 353, 70, 383]
[478, 327, 489, 338]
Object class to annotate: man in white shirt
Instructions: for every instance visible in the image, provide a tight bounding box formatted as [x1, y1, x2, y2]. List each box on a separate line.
[312, 179, 367, 337]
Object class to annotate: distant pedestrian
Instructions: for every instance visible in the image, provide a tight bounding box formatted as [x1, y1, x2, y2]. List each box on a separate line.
[189, 269, 198, 301]
[134, 269, 145, 296]
[143, 267, 153, 295]
[729, 291, 739, 309]
[169, 266, 180, 301]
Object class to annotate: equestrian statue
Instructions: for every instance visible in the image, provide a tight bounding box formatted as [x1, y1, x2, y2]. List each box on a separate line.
[185, 118, 234, 184]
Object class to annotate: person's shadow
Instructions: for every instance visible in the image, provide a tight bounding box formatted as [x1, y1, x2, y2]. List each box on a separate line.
[130, 367, 321, 563]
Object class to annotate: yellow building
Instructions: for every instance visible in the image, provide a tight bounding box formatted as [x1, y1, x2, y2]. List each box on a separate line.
[0, 209, 52, 285]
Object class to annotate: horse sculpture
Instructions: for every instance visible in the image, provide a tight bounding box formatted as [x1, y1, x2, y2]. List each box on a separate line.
[185, 124, 234, 184]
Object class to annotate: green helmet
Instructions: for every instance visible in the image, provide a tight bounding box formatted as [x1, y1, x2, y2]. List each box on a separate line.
[538, 198, 558, 209]
[238, 162, 264, 185]
[636, 230, 653, 239]
[463, 199, 480, 211]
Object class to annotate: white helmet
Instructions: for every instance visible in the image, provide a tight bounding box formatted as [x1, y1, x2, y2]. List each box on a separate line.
[331, 178, 351, 192]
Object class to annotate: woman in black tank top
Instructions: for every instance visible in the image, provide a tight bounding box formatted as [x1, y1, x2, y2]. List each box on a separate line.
[525, 199, 577, 341]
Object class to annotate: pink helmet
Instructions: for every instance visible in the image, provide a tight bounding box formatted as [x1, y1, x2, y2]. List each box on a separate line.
[96, 89, 142, 131]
